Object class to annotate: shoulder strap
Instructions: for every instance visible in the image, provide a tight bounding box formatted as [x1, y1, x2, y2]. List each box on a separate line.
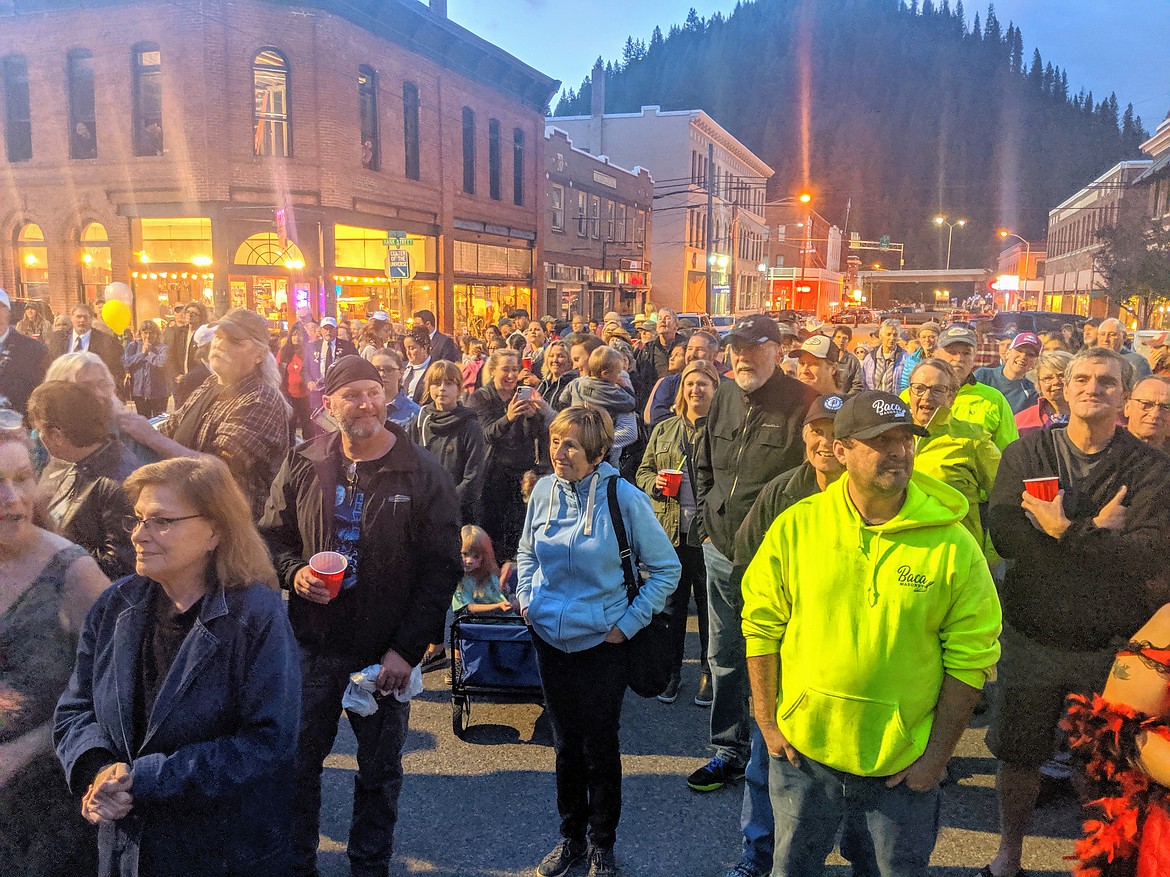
[38, 544, 89, 595]
[607, 477, 639, 602]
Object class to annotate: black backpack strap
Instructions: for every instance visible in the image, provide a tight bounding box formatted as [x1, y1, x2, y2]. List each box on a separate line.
[607, 477, 639, 604]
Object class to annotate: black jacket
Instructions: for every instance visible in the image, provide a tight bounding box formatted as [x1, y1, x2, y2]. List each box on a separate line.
[48, 328, 125, 386]
[634, 334, 684, 406]
[430, 331, 461, 365]
[693, 368, 817, 557]
[408, 403, 486, 525]
[163, 322, 200, 378]
[259, 425, 462, 666]
[732, 460, 822, 572]
[465, 384, 550, 475]
[988, 426, 1170, 649]
[0, 328, 50, 412]
[538, 369, 579, 412]
[41, 437, 138, 580]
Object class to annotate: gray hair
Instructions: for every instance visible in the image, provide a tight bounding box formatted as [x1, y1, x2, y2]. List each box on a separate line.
[879, 319, 902, 334]
[910, 357, 959, 392]
[1066, 346, 1134, 393]
[258, 347, 293, 418]
[1098, 318, 1126, 337]
[689, 330, 719, 350]
[1037, 350, 1073, 376]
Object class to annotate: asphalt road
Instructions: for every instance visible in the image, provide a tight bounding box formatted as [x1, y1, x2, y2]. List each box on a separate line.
[311, 622, 1081, 877]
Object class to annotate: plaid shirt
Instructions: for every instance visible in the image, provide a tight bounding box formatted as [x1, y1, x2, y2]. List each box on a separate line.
[975, 336, 1002, 369]
[161, 370, 289, 518]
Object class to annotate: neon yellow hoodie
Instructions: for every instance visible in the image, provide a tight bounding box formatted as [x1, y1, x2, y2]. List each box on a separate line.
[741, 471, 1001, 777]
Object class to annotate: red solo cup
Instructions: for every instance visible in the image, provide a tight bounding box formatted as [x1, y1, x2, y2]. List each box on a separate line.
[522, 356, 534, 371]
[660, 468, 683, 498]
[309, 551, 348, 599]
[1023, 477, 1060, 502]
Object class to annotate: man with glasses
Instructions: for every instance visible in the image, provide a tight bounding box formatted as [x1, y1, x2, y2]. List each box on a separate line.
[974, 332, 1041, 415]
[1125, 375, 1170, 452]
[49, 302, 125, 388]
[929, 325, 1019, 450]
[165, 301, 208, 382]
[369, 348, 419, 429]
[261, 354, 461, 877]
[984, 347, 1170, 877]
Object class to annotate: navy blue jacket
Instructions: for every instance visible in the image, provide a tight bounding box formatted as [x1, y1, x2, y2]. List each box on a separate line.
[55, 576, 300, 877]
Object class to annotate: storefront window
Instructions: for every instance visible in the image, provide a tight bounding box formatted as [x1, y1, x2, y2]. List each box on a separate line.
[453, 283, 532, 334]
[138, 217, 212, 264]
[233, 232, 304, 268]
[80, 221, 112, 303]
[453, 241, 531, 279]
[16, 222, 48, 300]
[334, 224, 435, 273]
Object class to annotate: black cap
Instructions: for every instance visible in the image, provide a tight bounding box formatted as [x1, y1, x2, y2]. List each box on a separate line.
[322, 355, 383, 396]
[804, 393, 846, 426]
[834, 391, 928, 441]
[724, 314, 784, 345]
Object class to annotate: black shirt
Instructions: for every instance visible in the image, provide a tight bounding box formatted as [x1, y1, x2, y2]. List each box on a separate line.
[133, 585, 203, 750]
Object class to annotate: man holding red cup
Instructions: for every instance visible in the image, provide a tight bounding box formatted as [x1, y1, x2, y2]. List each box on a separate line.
[983, 347, 1170, 877]
[261, 354, 462, 877]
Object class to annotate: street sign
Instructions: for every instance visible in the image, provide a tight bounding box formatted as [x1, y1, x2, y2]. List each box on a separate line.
[385, 249, 414, 281]
[879, 235, 890, 250]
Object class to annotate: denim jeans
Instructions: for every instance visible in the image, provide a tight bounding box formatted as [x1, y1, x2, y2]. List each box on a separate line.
[768, 754, 941, 877]
[532, 632, 630, 850]
[292, 649, 411, 877]
[703, 541, 751, 767]
[737, 723, 776, 873]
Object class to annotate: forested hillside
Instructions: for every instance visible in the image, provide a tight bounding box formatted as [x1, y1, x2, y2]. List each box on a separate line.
[553, 0, 1150, 269]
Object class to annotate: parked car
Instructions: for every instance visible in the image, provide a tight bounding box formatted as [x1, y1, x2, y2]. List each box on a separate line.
[830, 309, 872, 326]
[709, 315, 736, 337]
[989, 311, 1088, 337]
[677, 312, 715, 331]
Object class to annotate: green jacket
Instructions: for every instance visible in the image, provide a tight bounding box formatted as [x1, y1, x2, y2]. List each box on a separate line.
[636, 414, 702, 546]
[913, 407, 1001, 561]
[900, 378, 1018, 450]
[742, 471, 1001, 777]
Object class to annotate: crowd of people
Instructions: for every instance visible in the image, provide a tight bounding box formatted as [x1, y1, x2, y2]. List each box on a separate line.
[3, 282, 1170, 877]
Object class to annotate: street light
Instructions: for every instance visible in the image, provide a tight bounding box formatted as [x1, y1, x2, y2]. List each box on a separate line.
[999, 229, 1032, 307]
[933, 215, 967, 270]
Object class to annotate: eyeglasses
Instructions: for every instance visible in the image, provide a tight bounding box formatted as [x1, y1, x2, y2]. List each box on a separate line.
[122, 513, 205, 535]
[375, 366, 401, 375]
[1131, 399, 1170, 414]
[1037, 374, 1064, 387]
[908, 383, 951, 400]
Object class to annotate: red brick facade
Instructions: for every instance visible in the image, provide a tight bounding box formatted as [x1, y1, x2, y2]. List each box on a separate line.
[0, 0, 557, 331]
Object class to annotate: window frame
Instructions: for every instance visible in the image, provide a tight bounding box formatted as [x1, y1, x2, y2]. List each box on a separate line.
[576, 191, 588, 237]
[357, 65, 379, 171]
[488, 117, 501, 201]
[402, 81, 420, 180]
[252, 48, 291, 158]
[512, 127, 525, 206]
[589, 195, 601, 240]
[461, 106, 476, 195]
[66, 48, 97, 160]
[2, 54, 32, 162]
[551, 184, 565, 233]
[131, 42, 163, 157]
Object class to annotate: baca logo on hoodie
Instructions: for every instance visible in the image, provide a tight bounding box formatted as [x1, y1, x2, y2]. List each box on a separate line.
[896, 564, 934, 592]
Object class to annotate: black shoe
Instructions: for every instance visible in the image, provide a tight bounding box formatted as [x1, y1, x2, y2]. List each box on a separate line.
[687, 756, 744, 792]
[694, 671, 713, 706]
[585, 845, 618, 877]
[657, 673, 682, 703]
[536, 838, 586, 877]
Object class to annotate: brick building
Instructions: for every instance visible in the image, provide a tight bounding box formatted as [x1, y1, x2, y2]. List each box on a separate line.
[761, 202, 845, 315]
[549, 67, 770, 315]
[0, 0, 558, 331]
[1043, 160, 1151, 316]
[541, 126, 652, 322]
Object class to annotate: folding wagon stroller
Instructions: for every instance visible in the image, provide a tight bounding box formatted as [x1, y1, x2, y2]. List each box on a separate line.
[449, 614, 544, 737]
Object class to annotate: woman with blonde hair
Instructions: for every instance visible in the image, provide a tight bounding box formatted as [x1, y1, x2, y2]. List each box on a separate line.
[55, 456, 300, 876]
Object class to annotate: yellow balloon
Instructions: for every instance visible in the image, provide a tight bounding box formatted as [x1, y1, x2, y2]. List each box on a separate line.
[101, 299, 132, 335]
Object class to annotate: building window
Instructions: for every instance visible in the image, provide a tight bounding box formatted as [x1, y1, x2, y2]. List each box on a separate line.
[2, 55, 31, 162]
[461, 107, 475, 194]
[635, 211, 646, 245]
[577, 191, 587, 237]
[513, 128, 525, 206]
[16, 222, 48, 299]
[357, 66, 379, 170]
[80, 221, 112, 303]
[253, 49, 290, 157]
[618, 204, 627, 243]
[132, 43, 163, 156]
[67, 49, 97, 160]
[551, 184, 565, 233]
[590, 195, 601, 239]
[403, 82, 420, 180]
[605, 200, 615, 241]
[488, 118, 501, 201]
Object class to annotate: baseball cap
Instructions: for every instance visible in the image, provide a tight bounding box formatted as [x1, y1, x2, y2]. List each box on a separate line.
[0, 288, 10, 309]
[212, 308, 269, 345]
[834, 390, 928, 441]
[725, 314, 784, 346]
[1010, 332, 1041, 352]
[320, 317, 338, 328]
[192, 324, 216, 346]
[804, 393, 846, 426]
[370, 310, 390, 322]
[788, 335, 840, 362]
[918, 321, 942, 335]
[938, 325, 977, 349]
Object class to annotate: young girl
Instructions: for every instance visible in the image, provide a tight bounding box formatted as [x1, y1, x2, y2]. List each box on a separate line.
[454, 525, 515, 616]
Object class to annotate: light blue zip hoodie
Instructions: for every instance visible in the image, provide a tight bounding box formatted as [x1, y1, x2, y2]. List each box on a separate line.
[516, 462, 681, 653]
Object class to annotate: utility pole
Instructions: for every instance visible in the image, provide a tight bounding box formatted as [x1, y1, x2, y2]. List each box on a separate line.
[704, 142, 714, 315]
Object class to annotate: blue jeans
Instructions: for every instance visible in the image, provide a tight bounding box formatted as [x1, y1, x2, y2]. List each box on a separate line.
[703, 541, 751, 767]
[738, 724, 776, 873]
[768, 754, 940, 877]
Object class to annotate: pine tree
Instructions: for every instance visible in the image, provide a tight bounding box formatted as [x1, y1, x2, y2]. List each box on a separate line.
[650, 26, 664, 49]
[984, 4, 1001, 44]
[971, 11, 982, 40]
[621, 36, 638, 68]
[1027, 48, 1043, 90]
[684, 8, 703, 32]
[1043, 61, 1055, 95]
[1056, 69, 1068, 102]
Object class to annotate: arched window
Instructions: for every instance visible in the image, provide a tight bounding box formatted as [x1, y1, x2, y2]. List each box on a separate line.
[2, 55, 31, 162]
[402, 82, 420, 180]
[233, 233, 305, 267]
[80, 222, 111, 302]
[253, 49, 290, 157]
[358, 65, 379, 171]
[132, 43, 163, 156]
[67, 49, 97, 159]
[16, 222, 48, 299]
